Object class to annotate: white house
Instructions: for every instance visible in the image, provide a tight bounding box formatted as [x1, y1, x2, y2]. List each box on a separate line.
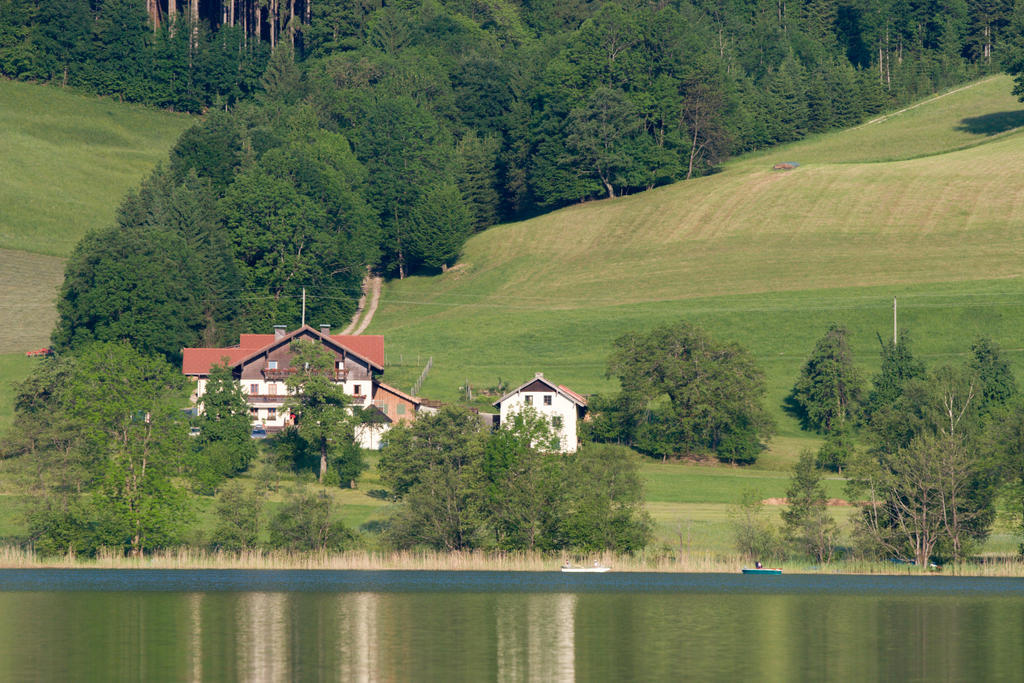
[493, 373, 588, 452]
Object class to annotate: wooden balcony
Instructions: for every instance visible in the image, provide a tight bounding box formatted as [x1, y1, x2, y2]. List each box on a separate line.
[262, 367, 350, 381]
[247, 394, 288, 404]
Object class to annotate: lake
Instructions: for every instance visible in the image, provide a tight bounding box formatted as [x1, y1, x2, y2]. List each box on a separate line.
[1, 570, 1022, 680]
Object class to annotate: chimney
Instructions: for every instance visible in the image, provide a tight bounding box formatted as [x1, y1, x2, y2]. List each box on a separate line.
[320, 324, 331, 337]
[273, 325, 287, 339]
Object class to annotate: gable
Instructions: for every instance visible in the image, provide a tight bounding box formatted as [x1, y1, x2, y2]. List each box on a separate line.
[521, 379, 555, 393]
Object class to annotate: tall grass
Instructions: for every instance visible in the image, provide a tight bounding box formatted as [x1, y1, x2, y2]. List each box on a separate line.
[2, 546, 1024, 576]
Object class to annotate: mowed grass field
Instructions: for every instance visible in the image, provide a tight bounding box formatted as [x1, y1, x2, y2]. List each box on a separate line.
[0, 79, 192, 431]
[368, 75, 1024, 551]
[371, 75, 1024, 441]
[0, 78, 193, 258]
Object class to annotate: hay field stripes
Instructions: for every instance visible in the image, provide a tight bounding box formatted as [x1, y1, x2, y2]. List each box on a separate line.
[0, 248, 64, 353]
[368, 74, 1024, 454]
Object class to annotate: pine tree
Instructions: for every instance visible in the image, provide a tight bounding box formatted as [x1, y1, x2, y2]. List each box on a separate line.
[454, 132, 501, 231]
[866, 330, 926, 416]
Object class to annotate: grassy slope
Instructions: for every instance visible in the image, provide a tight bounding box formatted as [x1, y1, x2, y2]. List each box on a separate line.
[0, 78, 193, 258]
[371, 75, 1024, 435]
[365, 75, 1024, 550]
[4, 77, 1024, 554]
[0, 80, 192, 431]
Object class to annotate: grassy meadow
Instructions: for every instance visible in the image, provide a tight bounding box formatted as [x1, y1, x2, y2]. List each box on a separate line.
[0, 79, 192, 431]
[0, 78, 193, 258]
[371, 75, 1024, 439]
[363, 75, 1024, 555]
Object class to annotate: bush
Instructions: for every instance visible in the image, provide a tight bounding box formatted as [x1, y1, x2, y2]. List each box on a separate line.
[730, 489, 785, 562]
[210, 481, 263, 551]
[267, 490, 351, 551]
[816, 429, 854, 473]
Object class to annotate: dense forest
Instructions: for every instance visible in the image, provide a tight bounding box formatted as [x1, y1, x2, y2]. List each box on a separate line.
[3, 0, 1021, 357]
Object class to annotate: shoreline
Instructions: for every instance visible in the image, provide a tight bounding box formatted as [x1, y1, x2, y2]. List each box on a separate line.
[1, 547, 1023, 577]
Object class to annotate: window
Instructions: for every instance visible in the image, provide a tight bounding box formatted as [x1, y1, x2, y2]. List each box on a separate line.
[268, 383, 277, 395]
[249, 383, 259, 394]
[268, 360, 278, 370]
[552, 415, 564, 430]
[543, 395, 552, 406]
[524, 395, 532, 405]
[397, 404, 405, 415]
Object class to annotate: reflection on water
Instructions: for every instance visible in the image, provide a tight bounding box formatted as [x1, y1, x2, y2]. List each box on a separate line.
[1, 572, 1023, 680]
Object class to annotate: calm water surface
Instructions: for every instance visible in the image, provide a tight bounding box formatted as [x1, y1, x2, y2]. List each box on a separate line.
[1, 570, 1022, 681]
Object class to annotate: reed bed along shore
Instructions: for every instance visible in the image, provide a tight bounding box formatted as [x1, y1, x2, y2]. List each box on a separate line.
[1, 546, 1024, 576]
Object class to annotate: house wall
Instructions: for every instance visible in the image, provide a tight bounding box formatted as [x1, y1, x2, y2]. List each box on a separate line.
[195, 376, 372, 428]
[355, 422, 392, 450]
[372, 390, 417, 425]
[498, 390, 579, 452]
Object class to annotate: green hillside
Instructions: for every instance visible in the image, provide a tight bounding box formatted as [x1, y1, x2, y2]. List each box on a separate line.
[0, 79, 193, 430]
[0, 77, 192, 356]
[370, 75, 1024, 449]
[0, 79, 193, 258]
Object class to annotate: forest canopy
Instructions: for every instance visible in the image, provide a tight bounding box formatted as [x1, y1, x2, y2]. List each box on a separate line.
[18, 0, 1019, 358]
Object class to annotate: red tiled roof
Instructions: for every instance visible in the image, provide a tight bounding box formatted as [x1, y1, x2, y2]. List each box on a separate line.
[333, 334, 384, 368]
[238, 334, 275, 348]
[558, 385, 588, 406]
[181, 348, 252, 375]
[182, 328, 385, 375]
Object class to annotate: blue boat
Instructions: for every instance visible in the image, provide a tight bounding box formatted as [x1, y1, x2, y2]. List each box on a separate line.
[742, 567, 782, 575]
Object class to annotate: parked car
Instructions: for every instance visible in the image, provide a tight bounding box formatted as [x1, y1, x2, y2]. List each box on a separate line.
[250, 426, 267, 439]
[188, 426, 201, 437]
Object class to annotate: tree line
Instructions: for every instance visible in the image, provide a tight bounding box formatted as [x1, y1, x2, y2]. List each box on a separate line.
[583, 320, 1024, 564]
[36, 1, 1024, 361]
[747, 325, 1023, 566]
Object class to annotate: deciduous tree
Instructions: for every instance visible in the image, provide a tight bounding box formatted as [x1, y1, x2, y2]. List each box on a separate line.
[600, 322, 773, 463]
[283, 339, 359, 483]
[782, 450, 838, 562]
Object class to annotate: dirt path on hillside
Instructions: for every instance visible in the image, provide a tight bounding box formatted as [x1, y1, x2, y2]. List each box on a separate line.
[353, 275, 382, 334]
[340, 271, 382, 335]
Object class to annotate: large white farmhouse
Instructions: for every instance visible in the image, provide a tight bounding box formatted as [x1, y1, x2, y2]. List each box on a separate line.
[182, 324, 421, 449]
[493, 373, 588, 452]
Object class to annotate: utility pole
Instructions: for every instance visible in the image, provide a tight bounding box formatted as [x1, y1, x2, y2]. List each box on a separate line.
[893, 297, 897, 345]
[302, 288, 306, 327]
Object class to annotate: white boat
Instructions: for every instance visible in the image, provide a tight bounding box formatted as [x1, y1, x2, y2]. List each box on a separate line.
[560, 564, 611, 573]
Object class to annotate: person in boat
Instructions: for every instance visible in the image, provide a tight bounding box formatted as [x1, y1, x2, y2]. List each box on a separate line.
[755, 561, 763, 569]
